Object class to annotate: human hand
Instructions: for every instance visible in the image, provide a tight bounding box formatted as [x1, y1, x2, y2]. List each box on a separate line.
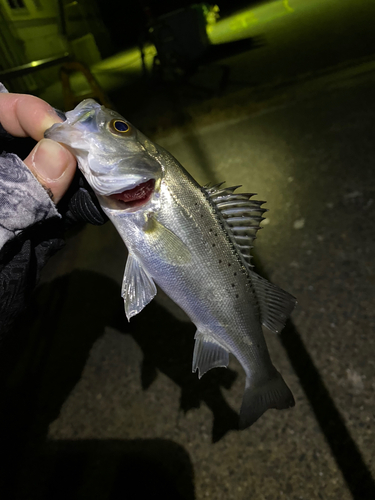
[0, 92, 76, 203]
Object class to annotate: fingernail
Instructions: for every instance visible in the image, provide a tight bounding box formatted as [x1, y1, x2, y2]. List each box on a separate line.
[41, 108, 64, 132]
[32, 138, 70, 181]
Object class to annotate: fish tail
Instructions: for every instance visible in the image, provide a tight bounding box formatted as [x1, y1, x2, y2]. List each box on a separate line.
[239, 369, 295, 429]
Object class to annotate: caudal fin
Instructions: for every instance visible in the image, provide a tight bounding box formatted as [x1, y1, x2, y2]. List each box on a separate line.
[239, 370, 295, 430]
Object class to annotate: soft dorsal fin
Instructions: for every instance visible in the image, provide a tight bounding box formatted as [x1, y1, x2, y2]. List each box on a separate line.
[249, 270, 297, 333]
[204, 183, 267, 268]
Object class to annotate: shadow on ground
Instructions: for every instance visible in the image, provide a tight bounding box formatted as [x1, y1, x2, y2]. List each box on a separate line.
[0, 269, 238, 498]
[3, 264, 374, 499]
[4, 439, 195, 500]
[252, 261, 375, 500]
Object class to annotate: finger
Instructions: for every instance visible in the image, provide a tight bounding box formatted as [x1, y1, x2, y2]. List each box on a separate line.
[24, 139, 77, 204]
[0, 93, 61, 141]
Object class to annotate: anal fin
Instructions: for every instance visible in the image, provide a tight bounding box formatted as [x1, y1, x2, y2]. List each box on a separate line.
[122, 253, 157, 321]
[192, 331, 229, 379]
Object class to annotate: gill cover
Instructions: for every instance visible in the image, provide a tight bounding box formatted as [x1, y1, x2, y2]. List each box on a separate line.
[45, 99, 162, 196]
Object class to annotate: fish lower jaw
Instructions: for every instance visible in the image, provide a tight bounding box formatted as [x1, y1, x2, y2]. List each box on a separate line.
[109, 179, 155, 209]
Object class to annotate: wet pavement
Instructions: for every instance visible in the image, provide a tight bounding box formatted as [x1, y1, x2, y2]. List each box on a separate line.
[1, 1, 375, 499]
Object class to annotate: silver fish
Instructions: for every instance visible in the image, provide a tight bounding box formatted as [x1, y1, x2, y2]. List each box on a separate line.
[45, 99, 296, 428]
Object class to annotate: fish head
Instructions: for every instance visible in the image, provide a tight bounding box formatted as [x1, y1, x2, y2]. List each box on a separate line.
[45, 99, 162, 210]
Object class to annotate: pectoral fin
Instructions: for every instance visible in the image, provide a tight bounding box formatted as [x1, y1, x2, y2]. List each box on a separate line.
[122, 253, 157, 320]
[192, 331, 229, 378]
[143, 215, 191, 265]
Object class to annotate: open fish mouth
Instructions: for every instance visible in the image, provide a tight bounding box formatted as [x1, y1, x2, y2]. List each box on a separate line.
[109, 179, 155, 208]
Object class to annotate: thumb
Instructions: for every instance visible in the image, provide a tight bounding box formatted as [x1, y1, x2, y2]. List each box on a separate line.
[24, 138, 77, 204]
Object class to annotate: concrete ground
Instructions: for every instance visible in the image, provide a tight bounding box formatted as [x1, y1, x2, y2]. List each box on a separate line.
[1, 1, 375, 499]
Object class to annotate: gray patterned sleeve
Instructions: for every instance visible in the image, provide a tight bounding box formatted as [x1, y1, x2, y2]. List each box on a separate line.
[0, 83, 65, 336]
[0, 82, 60, 250]
[0, 152, 60, 249]
[0, 150, 64, 337]
[0, 83, 107, 336]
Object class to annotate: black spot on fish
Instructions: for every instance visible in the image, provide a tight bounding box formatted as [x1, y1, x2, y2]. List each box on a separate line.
[231, 284, 235, 287]
[219, 260, 222, 263]
[234, 272, 237, 276]
[235, 294, 239, 298]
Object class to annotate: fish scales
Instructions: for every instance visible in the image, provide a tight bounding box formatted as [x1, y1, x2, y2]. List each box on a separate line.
[108, 147, 271, 377]
[155, 152, 270, 365]
[45, 99, 296, 429]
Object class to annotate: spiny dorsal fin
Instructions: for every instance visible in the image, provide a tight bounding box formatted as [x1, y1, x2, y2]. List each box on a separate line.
[205, 183, 267, 268]
[205, 183, 296, 333]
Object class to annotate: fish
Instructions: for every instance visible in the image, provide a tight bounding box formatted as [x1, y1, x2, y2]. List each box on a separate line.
[45, 99, 296, 429]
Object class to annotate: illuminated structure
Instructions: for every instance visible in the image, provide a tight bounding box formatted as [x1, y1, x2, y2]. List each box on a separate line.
[0, 0, 110, 92]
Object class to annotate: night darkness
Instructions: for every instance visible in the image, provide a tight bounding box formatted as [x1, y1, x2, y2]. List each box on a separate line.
[1, 0, 375, 499]
[97, 0, 258, 48]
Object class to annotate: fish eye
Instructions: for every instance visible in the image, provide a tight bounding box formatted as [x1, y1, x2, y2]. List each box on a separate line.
[109, 119, 130, 134]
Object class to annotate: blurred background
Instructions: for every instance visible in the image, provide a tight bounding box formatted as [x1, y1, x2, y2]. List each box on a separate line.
[1, 0, 375, 499]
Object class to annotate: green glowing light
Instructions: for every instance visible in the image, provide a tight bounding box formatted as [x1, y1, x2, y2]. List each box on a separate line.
[283, 0, 294, 13]
[207, 0, 295, 44]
